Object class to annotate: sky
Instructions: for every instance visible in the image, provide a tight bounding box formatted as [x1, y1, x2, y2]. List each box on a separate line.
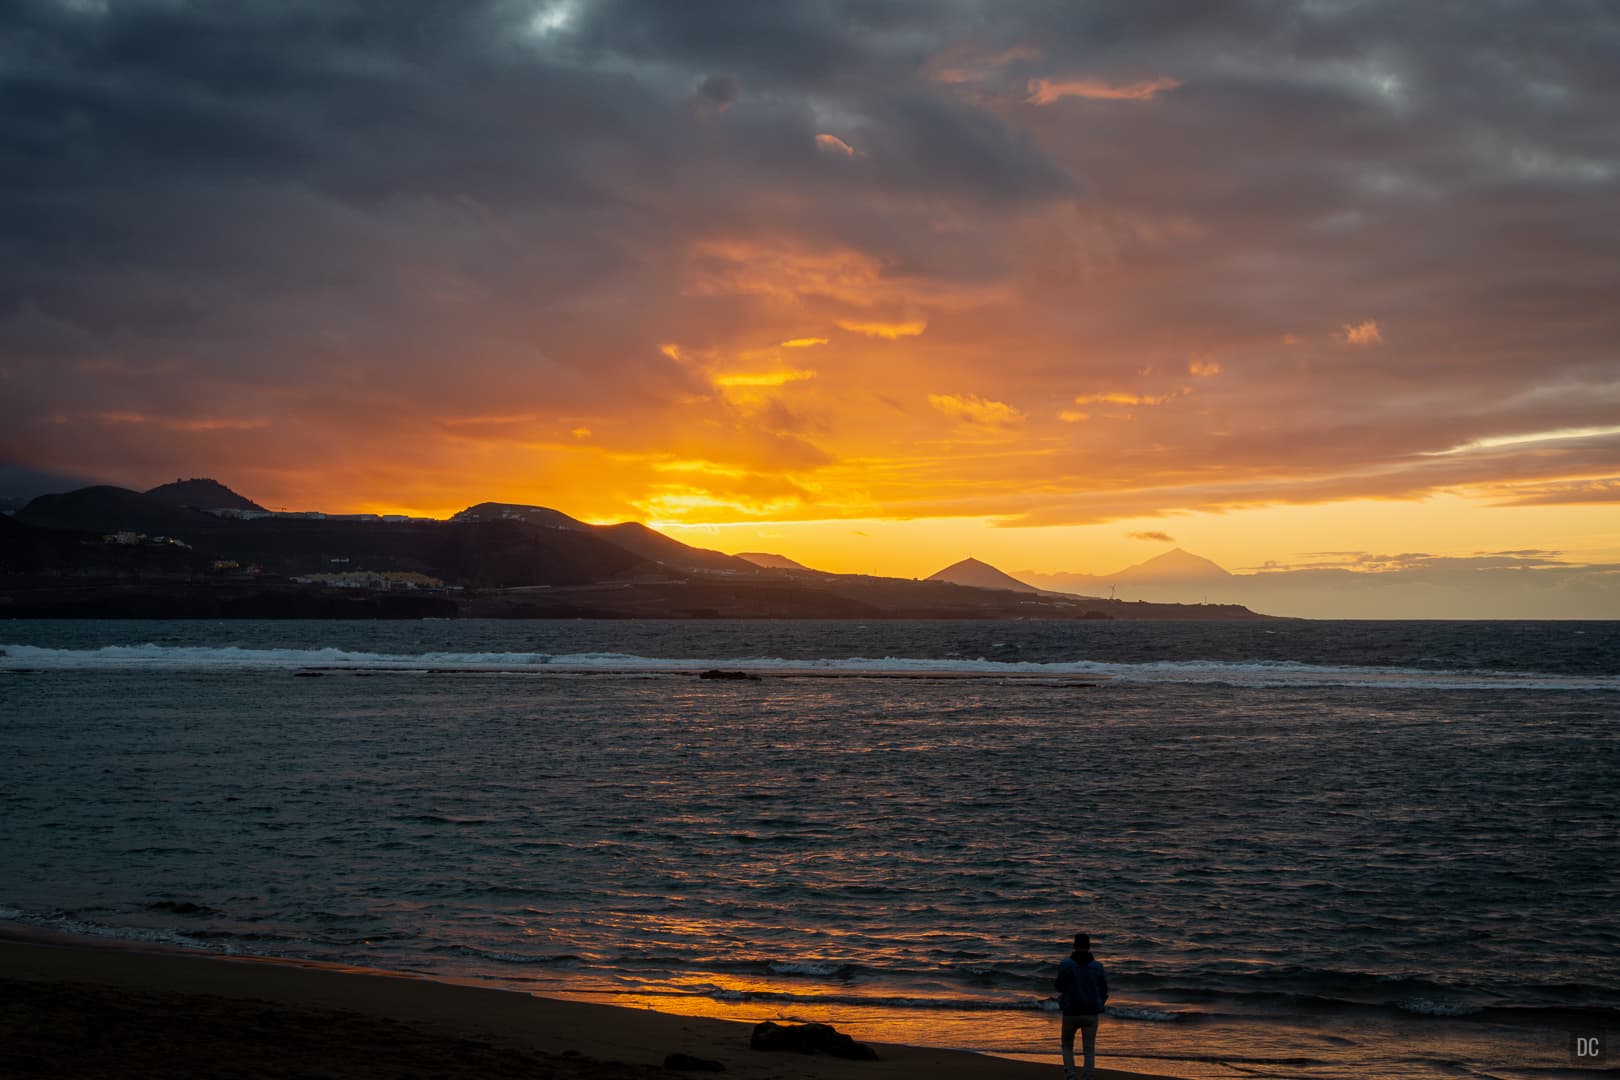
[2, 1, 1618, 616]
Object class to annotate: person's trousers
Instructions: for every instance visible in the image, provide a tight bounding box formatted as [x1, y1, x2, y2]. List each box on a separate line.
[1061, 1013, 1099, 1080]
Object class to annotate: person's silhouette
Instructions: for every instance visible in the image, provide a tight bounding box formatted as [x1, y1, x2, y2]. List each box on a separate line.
[1055, 932, 1108, 1080]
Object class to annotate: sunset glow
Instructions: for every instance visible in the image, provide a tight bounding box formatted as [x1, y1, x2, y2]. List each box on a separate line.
[3, 2, 1618, 615]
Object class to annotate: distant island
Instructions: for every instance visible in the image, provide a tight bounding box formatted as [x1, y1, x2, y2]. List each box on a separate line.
[0, 479, 1275, 620]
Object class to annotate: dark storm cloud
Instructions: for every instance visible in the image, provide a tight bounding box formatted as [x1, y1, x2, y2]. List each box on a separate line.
[2, 0, 1618, 530]
[564, 0, 951, 87]
[0, 1, 1072, 352]
[688, 72, 741, 117]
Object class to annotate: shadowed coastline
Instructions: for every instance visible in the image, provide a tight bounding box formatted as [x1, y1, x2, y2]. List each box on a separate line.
[0, 933, 1164, 1080]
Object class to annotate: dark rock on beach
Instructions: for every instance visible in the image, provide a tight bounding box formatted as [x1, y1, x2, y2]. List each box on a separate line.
[749, 1022, 879, 1061]
[697, 669, 761, 681]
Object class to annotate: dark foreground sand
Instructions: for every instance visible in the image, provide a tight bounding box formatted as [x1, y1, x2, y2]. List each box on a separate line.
[0, 931, 1166, 1080]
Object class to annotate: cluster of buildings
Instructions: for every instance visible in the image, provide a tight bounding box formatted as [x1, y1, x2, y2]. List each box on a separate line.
[206, 508, 431, 523]
[102, 531, 192, 549]
[290, 571, 450, 591]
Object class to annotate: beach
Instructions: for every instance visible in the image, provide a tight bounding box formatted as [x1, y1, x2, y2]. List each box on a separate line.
[1, 929, 1162, 1080]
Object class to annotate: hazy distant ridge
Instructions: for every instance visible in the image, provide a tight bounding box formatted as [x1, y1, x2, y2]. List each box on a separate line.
[1025, 547, 1234, 594]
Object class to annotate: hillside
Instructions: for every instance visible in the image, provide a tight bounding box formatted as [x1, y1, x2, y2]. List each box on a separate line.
[16, 485, 218, 536]
[927, 557, 1042, 594]
[450, 502, 587, 531]
[145, 478, 264, 512]
[451, 502, 753, 574]
[593, 521, 754, 573]
[734, 552, 816, 572]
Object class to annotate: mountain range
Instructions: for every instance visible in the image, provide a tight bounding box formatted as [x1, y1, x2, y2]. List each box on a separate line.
[927, 550, 1234, 602]
[1014, 547, 1233, 593]
[0, 479, 1270, 621]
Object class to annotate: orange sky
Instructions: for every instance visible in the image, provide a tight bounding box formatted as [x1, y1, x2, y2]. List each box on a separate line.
[3, 3, 1617, 614]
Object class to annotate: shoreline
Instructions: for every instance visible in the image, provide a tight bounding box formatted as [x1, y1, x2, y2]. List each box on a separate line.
[0, 926, 1169, 1080]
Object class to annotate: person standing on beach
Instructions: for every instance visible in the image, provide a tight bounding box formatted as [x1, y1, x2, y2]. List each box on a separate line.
[1055, 932, 1108, 1080]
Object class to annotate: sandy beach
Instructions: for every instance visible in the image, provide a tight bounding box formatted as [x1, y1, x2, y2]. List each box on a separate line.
[1, 929, 1165, 1080]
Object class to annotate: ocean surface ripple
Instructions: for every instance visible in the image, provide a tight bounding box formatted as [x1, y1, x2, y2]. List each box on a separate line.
[3, 619, 1617, 1080]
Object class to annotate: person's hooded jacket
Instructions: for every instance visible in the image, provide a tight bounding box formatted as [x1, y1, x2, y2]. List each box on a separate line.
[1055, 951, 1108, 1015]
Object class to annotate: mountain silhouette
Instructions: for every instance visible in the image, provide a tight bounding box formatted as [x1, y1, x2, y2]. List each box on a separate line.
[1112, 547, 1231, 583]
[17, 485, 217, 535]
[145, 478, 264, 511]
[450, 502, 586, 530]
[735, 551, 816, 571]
[927, 557, 1042, 594]
[452, 502, 751, 573]
[5, 482, 1272, 620]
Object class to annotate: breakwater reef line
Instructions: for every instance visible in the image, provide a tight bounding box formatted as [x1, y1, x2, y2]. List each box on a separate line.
[3, 619, 1617, 1078]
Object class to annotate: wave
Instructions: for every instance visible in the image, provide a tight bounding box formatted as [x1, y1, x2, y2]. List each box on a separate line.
[431, 944, 582, 967]
[1101, 1005, 1189, 1022]
[0, 907, 250, 954]
[767, 959, 857, 978]
[4, 643, 1616, 690]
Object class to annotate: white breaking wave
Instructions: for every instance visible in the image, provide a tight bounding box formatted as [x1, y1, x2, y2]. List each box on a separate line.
[1, 643, 1615, 690]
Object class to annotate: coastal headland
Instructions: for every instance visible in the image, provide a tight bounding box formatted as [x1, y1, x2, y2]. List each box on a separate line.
[1, 930, 1166, 1080]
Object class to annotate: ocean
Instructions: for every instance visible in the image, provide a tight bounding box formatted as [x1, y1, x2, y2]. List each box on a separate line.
[2, 618, 1617, 1079]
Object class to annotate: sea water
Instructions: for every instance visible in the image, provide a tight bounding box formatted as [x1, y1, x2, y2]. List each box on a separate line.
[2, 619, 1617, 1079]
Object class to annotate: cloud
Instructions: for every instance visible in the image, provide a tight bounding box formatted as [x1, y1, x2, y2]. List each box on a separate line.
[1342, 320, 1383, 345]
[837, 318, 928, 339]
[712, 369, 817, 389]
[1131, 530, 1175, 543]
[1490, 477, 1620, 506]
[927, 43, 1043, 85]
[1072, 392, 1176, 406]
[1027, 75, 1182, 104]
[91, 412, 270, 433]
[688, 73, 742, 119]
[0, 0, 1617, 558]
[1422, 425, 1620, 457]
[815, 133, 859, 156]
[928, 393, 1025, 427]
[684, 241, 1007, 312]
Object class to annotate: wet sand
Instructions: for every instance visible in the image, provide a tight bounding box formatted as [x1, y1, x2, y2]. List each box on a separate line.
[0, 929, 1165, 1080]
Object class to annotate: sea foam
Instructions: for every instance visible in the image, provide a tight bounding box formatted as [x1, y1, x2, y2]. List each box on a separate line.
[4, 641, 1616, 690]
